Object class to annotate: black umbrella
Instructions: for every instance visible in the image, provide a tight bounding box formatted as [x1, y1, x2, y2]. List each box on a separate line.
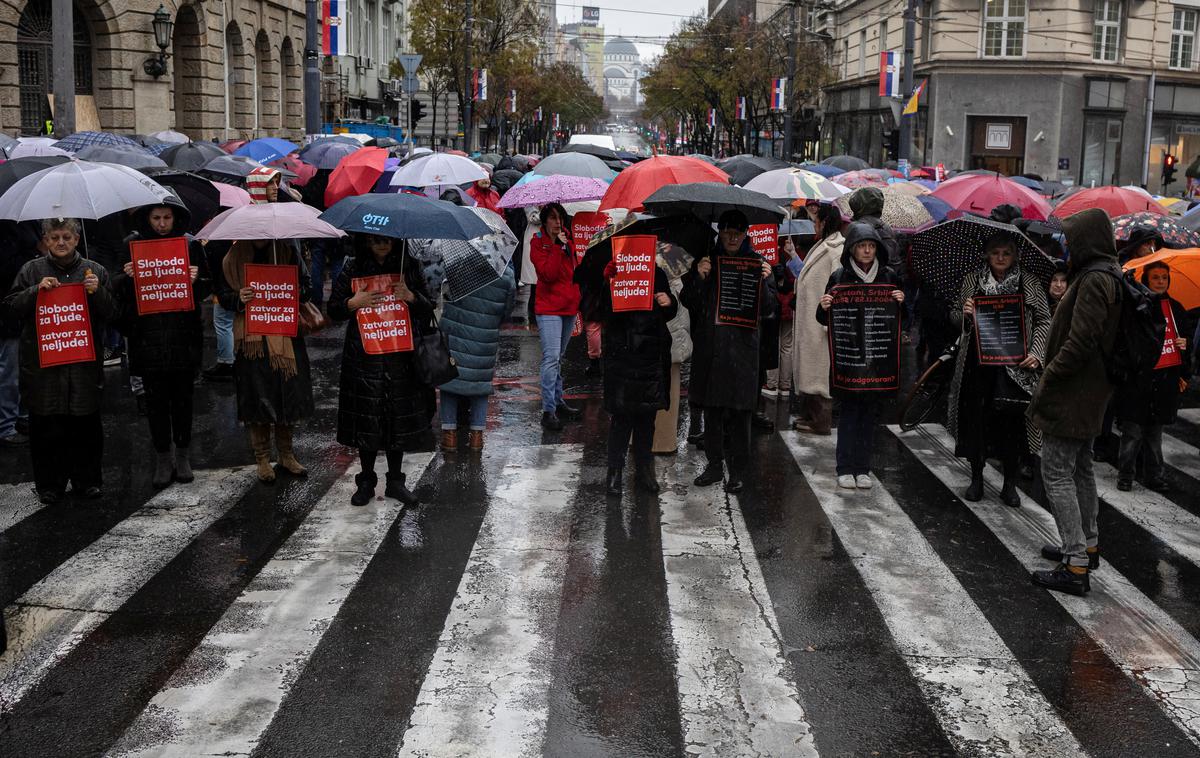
[0, 155, 71, 196]
[642, 182, 787, 226]
[686, 153, 719, 165]
[367, 137, 400, 148]
[297, 139, 361, 169]
[491, 168, 525, 193]
[577, 212, 709, 297]
[616, 150, 642, 163]
[911, 215, 1057, 303]
[76, 144, 167, 170]
[200, 154, 263, 179]
[559, 143, 626, 172]
[161, 141, 226, 171]
[717, 155, 791, 186]
[820, 154, 870, 171]
[319, 192, 492, 240]
[140, 168, 222, 233]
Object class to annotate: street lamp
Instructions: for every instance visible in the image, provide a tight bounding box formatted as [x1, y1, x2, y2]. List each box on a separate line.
[143, 5, 174, 78]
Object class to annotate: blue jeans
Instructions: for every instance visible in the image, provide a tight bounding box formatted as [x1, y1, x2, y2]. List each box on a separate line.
[310, 242, 345, 307]
[440, 391, 488, 430]
[835, 395, 881, 476]
[213, 302, 234, 365]
[535, 315, 574, 413]
[0, 337, 21, 438]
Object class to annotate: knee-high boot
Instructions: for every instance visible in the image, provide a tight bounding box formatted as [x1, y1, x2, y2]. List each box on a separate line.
[274, 424, 307, 476]
[248, 423, 275, 482]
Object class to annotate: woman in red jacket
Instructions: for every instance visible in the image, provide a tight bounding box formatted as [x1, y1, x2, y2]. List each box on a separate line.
[530, 203, 581, 430]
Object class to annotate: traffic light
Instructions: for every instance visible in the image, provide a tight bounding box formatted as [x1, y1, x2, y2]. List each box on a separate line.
[883, 129, 900, 162]
[410, 98, 427, 126]
[1163, 153, 1178, 187]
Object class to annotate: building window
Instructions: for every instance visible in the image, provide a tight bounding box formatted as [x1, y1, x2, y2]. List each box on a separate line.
[858, 29, 867, 76]
[843, 38, 850, 77]
[879, 20, 888, 56]
[921, 0, 936, 60]
[1093, 0, 1121, 62]
[1081, 115, 1123, 187]
[1087, 78, 1126, 109]
[1172, 9, 1197, 70]
[982, 0, 1026, 58]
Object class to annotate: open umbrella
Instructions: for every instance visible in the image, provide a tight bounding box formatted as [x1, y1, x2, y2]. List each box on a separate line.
[161, 141, 226, 171]
[1123, 248, 1200, 309]
[559, 143, 626, 172]
[642, 182, 786, 225]
[140, 168, 222, 233]
[8, 142, 71, 159]
[319, 192, 492, 240]
[269, 154, 317, 187]
[296, 140, 360, 169]
[1112, 212, 1200, 249]
[410, 207, 519, 301]
[388, 153, 488, 187]
[496, 174, 609, 209]
[197, 203, 345, 240]
[884, 180, 931, 197]
[686, 154, 719, 165]
[0, 133, 17, 153]
[931, 173, 1052, 220]
[235, 137, 299, 164]
[53, 131, 141, 153]
[616, 151, 642, 163]
[0, 161, 173, 221]
[490, 168, 525, 193]
[917, 195, 953, 224]
[1158, 197, 1191, 216]
[599, 156, 729, 212]
[779, 219, 816, 237]
[833, 169, 891, 189]
[531, 152, 615, 181]
[150, 129, 190, 144]
[324, 146, 389, 206]
[744, 167, 848, 202]
[836, 185, 934, 232]
[212, 182, 252, 208]
[798, 162, 847, 178]
[911, 215, 1057, 302]
[75, 144, 165, 170]
[717, 155, 791, 186]
[367, 137, 401, 149]
[0, 155, 71, 196]
[477, 152, 503, 166]
[821, 155, 870, 171]
[1008, 175, 1044, 193]
[1051, 186, 1168, 220]
[218, 139, 248, 154]
[199, 154, 264, 182]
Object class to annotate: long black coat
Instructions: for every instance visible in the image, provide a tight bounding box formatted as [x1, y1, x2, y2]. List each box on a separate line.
[328, 251, 435, 452]
[601, 266, 678, 415]
[1117, 295, 1191, 426]
[680, 238, 777, 411]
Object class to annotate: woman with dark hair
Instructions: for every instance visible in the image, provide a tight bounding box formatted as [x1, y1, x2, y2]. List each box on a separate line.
[947, 232, 1051, 506]
[1047, 260, 1068, 316]
[791, 202, 844, 435]
[530, 202, 581, 431]
[328, 234, 435, 505]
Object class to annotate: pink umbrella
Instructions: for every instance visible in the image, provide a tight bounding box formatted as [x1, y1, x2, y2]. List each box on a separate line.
[269, 154, 317, 187]
[497, 174, 610, 209]
[212, 181, 251, 208]
[931, 173, 1052, 221]
[197, 202, 345, 240]
[833, 169, 891, 189]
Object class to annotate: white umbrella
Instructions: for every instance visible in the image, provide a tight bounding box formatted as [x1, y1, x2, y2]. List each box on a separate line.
[7, 142, 71, 159]
[0, 161, 173, 221]
[389, 153, 488, 187]
[150, 129, 191, 144]
[743, 167, 850, 202]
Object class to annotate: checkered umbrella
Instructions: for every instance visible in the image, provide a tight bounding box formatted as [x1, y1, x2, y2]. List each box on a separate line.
[836, 185, 934, 232]
[1113, 211, 1200, 249]
[53, 131, 141, 153]
[743, 168, 849, 202]
[911, 215, 1058, 302]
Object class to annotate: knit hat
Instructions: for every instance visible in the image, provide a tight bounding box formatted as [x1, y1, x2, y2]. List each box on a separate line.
[245, 167, 281, 204]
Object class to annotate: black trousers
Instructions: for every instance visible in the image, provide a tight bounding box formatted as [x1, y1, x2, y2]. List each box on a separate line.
[607, 412, 654, 469]
[360, 449, 403, 475]
[704, 407, 751, 474]
[143, 370, 195, 453]
[30, 413, 103, 494]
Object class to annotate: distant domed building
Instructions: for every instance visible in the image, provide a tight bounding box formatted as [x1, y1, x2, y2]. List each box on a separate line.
[603, 36, 642, 117]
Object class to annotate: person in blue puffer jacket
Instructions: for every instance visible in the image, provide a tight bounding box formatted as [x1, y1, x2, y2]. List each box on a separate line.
[438, 263, 516, 452]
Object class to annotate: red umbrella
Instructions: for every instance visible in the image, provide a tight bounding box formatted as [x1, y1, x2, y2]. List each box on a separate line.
[598, 156, 729, 212]
[270, 154, 317, 186]
[324, 146, 389, 207]
[219, 139, 247, 154]
[1051, 186, 1168, 220]
[930, 174, 1052, 220]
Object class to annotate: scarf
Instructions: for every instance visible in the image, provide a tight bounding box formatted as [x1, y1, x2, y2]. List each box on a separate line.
[246, 168, 281, 204]
[222, 240, 297, 379]
[850, 258, 879, 283]
[979, 266, 1020, 296]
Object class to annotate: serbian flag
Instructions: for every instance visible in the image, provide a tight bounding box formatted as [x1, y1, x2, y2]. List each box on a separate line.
[508, 89, 517, 113]
[707, 108, 717, 129]
[472, 69, 488, 101]
[903, 79, 927, 115]
[735, 96, 747, 120]
[321, 0, 348, 56]
[879, 51, 901, 97]
[771, 78, 787, 111]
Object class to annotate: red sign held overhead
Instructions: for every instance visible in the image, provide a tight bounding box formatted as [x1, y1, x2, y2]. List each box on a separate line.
[36, 283, 95, 368]
[747, 224, 779, 265]
[610, 235, 657, 312]
[353, 274, 415, 354]
[244, 263, 299, 337]
[571, 211, 609, 262]
[130, 237, 194, 316]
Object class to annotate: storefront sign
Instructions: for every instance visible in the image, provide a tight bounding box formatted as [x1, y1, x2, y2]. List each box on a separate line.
[244, 263, 299, 337]
[973, 293, 1026, 366]
[353, 274, 414, 354]
[715, 256, 762, 329]
[828, 284, 900, 392]
[985, 123, 1012, 150]
[36, 283, 95, 368]
[1176, 123, 1200, 135]
[130, 237, 194, 316]
[609, 234, 656, 312]
[747, 224, 779, 265]
[572, 211, 609, 262]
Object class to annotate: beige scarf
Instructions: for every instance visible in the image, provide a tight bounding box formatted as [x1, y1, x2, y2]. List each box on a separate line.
[222, 240, 297, 379]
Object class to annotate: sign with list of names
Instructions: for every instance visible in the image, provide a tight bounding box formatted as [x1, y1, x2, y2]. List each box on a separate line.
[828, 283, 900, 391]
[972, 293, 1027, 366]
[715, 256, 762, 329]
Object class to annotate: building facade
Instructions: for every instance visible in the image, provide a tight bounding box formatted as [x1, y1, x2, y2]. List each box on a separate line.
[602, 36, 642, 117]
[558, 21, 606, 96]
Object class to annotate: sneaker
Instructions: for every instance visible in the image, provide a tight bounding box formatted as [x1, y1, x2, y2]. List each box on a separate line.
[855, 474, 873, 489]
[102, 347, 123, 367]
[693, 464, 724, 487]
[202, 362, 235, 382]
[837, 474, 856, 489]
[1031, 563, 1090, 596]
[0, 432, 29, 447]
[1041, 544, 1100, 570]
[761, 387, 779, 398]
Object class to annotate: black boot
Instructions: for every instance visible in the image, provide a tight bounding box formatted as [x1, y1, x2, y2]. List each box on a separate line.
[350, 472, 377, 506]
[1031, 563, 1090, 596]
[634, 465, 660, 493]
[541, 411, 563, 431]
[693, 463, 723, 487]
[964, 463, 984, 502]
[1000, 463, 1021, 508]
[385, 472, 419, 505]
[605, 467, 623, 496]
[1040, 545, 1100, 570]
[751, 411, 775, 433]
[686, 413, 704, 445]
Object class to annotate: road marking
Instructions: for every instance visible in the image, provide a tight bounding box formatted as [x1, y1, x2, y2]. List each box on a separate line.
[784, 431, 1085, 757]
[396, 445, 582, 758]
[0, 481, 45, 533]
[894, 424, 1200, 748]
[0, 468, 257, 714]
[1093, 464, 1200, 569]
[106, 454, 435, 758]
[658, 459, 818, 757]
[1160, 429, 1200, 479]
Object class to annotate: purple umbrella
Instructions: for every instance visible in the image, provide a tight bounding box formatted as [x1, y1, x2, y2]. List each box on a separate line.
[196, 203, 346, 240]
[497, 174, 610, 209]
[373, 157, 403, 192]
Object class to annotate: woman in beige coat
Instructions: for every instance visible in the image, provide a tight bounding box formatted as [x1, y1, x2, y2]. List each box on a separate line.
[791, 204, 845, 435]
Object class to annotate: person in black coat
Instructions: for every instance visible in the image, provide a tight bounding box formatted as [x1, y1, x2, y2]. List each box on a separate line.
[0, 221, 40, 447]
[816, 222, 905, 489]
[115, 195, 210, 488]
[680, 209, 777, 493]
[600, 259, 678, 496]
[327, 234, 435, 506]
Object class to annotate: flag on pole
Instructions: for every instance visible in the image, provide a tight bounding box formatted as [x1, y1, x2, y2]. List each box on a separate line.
[771, 78, 787, 111]
[321, 0, 347, 56]
[707, 108, 717, 129]
[508, 89, 517, 114]
[472, 69, 488, 101]
[553, 112, 560, 130]
[903, 79, 927, 115]
[879, 51, 901, 97]
[735, 96, 747, 121]
[535, 106, 543, 122]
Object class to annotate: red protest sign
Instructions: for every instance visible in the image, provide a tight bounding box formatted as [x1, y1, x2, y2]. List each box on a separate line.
[353, 274, 414, 354]
[244, 263, 299, 337]
[36, 283, 95, 368]
[747, 224, 779, 265]
[572, 211, 609, 262]
[610, 234, 656, 312]
[130, 237, 194, 315]
[1156, 299, 1183, 370]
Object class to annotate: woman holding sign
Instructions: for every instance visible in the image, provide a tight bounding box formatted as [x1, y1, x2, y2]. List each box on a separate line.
[328, 234, 435, 507]
[530, 203, 581, 431]
[3, 218, 116, 504]
[947, 233, 1050, 507]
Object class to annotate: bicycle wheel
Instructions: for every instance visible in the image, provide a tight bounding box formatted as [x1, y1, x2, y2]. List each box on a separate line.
[899, 358, 949, 432]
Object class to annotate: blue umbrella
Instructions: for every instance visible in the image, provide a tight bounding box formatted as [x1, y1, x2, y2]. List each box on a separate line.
[912, 178, 940, 191]
[799, 162, 846, 178]
[53, 131, 141, 153]
[917, 195, 953, 224]
[297, 140, 360, 169]
[319, 192, 492, 240]
[235, 137, 299, 164]
[779, 219, 816, 236]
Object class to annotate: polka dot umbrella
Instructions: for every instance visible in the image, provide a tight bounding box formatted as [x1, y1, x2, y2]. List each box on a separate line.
[1112, 211, 1200, 249]
[911, 215, 1058, 303]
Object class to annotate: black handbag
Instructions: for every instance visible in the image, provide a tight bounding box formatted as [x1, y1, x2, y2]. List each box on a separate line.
[414, 314, 458, 386]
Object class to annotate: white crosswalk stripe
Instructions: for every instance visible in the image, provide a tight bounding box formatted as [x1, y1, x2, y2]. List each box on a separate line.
[1092, 461, 1200, 569]
[0, 481, 46, 533]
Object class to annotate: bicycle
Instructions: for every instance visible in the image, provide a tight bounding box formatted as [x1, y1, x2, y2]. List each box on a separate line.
[899, 335, 962, 432]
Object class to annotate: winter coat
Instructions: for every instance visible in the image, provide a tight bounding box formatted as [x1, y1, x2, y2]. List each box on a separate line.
[1028, 208, 1122, 440]
[1116, 295, 1191, 426]
[847, 187, 903, 277]
[601, 266, 678, 414]
[791, 231, 844, 397]
[466, 184, 501, 213]
[0, 222, 41, 339]
[530, 231, 580, 315]
[439, 264, 515, 396]
[328, 251, 436, 451]
[519, 208, 540, 286]
[4, 252, 117, 416]
[680, 237, 778, 410]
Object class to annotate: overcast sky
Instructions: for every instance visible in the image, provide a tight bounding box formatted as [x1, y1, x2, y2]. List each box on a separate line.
[554, 0, 708, 62]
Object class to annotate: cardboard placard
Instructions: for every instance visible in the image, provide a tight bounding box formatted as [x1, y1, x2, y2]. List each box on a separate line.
[353, 274, 414, 354]
[828, 283, 901, 392]
[748, 224, 779, 265]
[715, 256, 762, 329]
[1156, 299, 1183, 370]
[244, 263, 299, 337]
[973, 293, 1027, 366]
[36, 283, 95, 368]
[610, 234, 656, 312]
[130, 237, 194, 315]
[572, 211, 609, 262]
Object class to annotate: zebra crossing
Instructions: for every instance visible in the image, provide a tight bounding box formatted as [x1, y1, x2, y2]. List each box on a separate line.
[5, 420, 1200, 756]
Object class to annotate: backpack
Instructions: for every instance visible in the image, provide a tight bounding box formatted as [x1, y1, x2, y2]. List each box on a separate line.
[1082, 262, 1166, 386]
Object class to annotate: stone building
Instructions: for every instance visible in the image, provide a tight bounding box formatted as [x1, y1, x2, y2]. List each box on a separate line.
[602, 35, 641, 118]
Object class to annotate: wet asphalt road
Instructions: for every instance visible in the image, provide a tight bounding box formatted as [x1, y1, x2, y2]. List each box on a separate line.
[2, 312, 1200, 757]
